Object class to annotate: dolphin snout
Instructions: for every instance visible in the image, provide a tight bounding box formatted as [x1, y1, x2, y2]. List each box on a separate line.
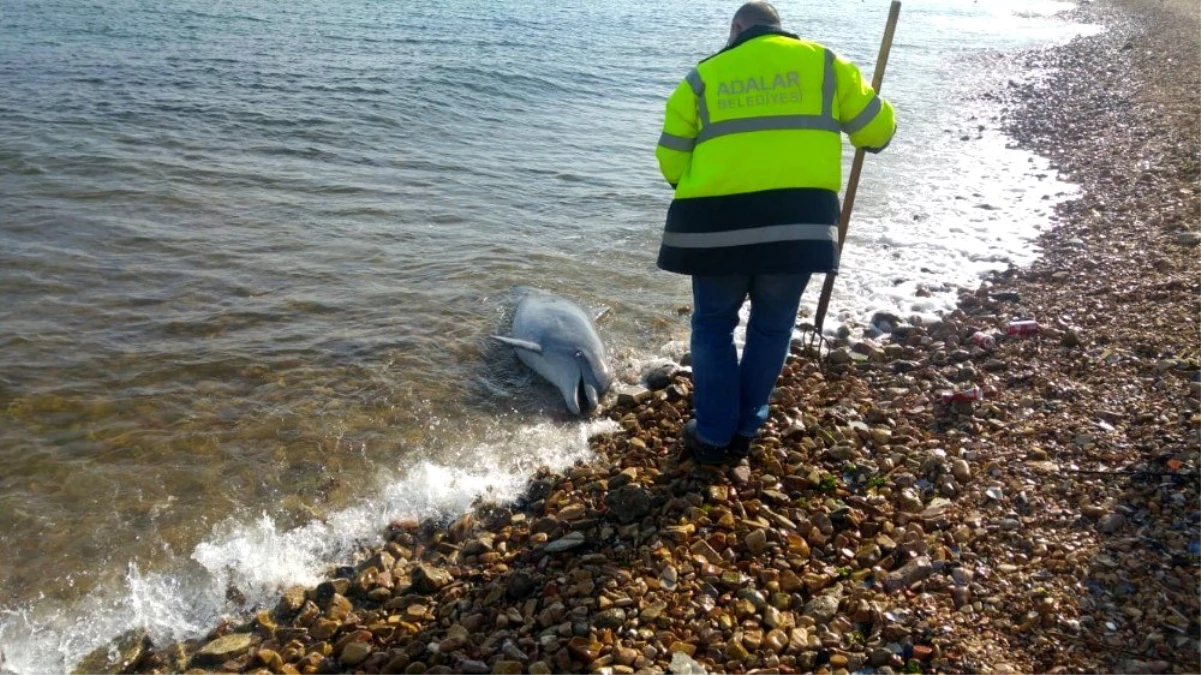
[576, 376, 600, 414]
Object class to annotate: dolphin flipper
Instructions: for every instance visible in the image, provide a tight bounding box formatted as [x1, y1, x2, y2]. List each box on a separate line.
[491, 335, 543, 353]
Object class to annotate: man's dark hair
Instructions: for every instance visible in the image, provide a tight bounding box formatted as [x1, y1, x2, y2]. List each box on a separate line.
[733, 1, 781, 28]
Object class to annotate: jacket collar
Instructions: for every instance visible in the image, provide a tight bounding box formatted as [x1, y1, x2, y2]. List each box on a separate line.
[722, 25, 799, 52]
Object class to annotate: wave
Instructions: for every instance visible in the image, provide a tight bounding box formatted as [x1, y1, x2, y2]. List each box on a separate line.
[0, 419, 619, 674]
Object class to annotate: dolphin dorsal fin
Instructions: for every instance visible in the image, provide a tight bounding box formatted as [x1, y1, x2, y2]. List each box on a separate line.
[491, 335, 543, 353]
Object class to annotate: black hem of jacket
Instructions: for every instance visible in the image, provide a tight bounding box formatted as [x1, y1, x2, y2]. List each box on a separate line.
[657, 188, 841, 276]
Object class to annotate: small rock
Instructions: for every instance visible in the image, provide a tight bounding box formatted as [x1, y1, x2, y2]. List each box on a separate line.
[661, 565, 678, 591]
[983, 358, 1008, 372]
[592, 608, 626, 629]
[557, 503, 586, 521]
[341, 642, 373, 666]
[870, 311, 903, 333]
[745, 528, 769, 555]
[384, 653, 411, 674]
[614, 647, 639, 667]
[411, 564, 453, 593]
[567, 637, 603, 662]
[1098, 513, 1125, 534]
[644, 363, 677, 390]
[456, 658, 490, 674]
[501, 571, 536, 602]
[951, 459, 971, 482]
[764, 628, 789, 653]
[537, 602, 567, 628]
[546, 531, 586, 552]
[439, 636, 468, 654]
[689, 539, 723, 565]
[763, 605, 786, 629]
[736, 588, 767, 610]
[730, 465, 751, 485]
[447, 513, 474, 543]
[607, 485, 651, 524]
[885, 556, 933, 592]
[461, 533, 494, 556]
[193, 633, 257, 667]
[871, 428, 892, 445]
[256, 649, 283, 672]
[801, 593, 841, 625]
[608, 467, 638, 489]
[405, 604, 430, 621]
[641, 601, 668, 621]
[898, 488, 923, 513]
[280, 585, 307, 613]
[493, 661, 524, 675]
[724, 640, 750, 661]
[72, 629, 152, 675]
[669, 650, 707, 674]
[615, 386, 649, 408]
[827, 348, 854, 365]
[1176, 231, 1201, 246]
[310, 618, 340, 641]
[326, 592, 352, 621]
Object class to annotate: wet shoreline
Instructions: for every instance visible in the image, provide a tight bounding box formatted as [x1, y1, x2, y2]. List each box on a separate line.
[66, 0, 1201, 672]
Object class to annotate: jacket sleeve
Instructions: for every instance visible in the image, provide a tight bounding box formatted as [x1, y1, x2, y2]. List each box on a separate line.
[655, 78, 699, 187]
[832, 53, 896, 153]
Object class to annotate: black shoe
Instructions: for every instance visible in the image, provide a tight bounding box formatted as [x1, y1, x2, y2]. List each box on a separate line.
[727, 434, 754, 462]
[683, 420, 728, 466]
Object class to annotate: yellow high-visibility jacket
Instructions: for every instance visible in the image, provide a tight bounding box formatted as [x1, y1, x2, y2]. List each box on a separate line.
[655, 26, 896, 275]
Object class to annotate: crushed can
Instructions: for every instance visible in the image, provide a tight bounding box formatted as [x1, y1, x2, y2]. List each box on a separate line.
[1007, 320, 1039, 336]
[940, 386, 984, 403]
[970, 331, 997, 350]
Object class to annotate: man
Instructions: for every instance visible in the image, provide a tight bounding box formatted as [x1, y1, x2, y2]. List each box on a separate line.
[655, 1, 895, 465]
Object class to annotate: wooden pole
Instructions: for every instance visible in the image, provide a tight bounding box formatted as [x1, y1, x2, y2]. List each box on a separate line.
[811, 0, 902, 338]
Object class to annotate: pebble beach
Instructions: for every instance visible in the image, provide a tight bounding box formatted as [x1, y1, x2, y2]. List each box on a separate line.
[67, 0, 1199, 673]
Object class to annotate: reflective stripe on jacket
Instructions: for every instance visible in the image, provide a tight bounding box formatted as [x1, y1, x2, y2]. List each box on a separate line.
[655, 26, 896, 276]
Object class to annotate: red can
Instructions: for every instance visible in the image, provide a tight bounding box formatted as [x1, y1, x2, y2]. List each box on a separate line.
[940, 386, 984, 403]
[970, 331, 996, 350]
[1007, 320, 1039, 336]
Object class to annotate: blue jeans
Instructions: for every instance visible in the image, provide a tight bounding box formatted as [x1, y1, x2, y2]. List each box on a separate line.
[690, 273, 811, 446]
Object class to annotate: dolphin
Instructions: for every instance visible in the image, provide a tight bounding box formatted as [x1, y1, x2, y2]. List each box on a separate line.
[492, 289, 613, 415]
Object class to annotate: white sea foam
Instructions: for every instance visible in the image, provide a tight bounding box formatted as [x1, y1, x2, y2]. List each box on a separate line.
[0, 419, 619, 674]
